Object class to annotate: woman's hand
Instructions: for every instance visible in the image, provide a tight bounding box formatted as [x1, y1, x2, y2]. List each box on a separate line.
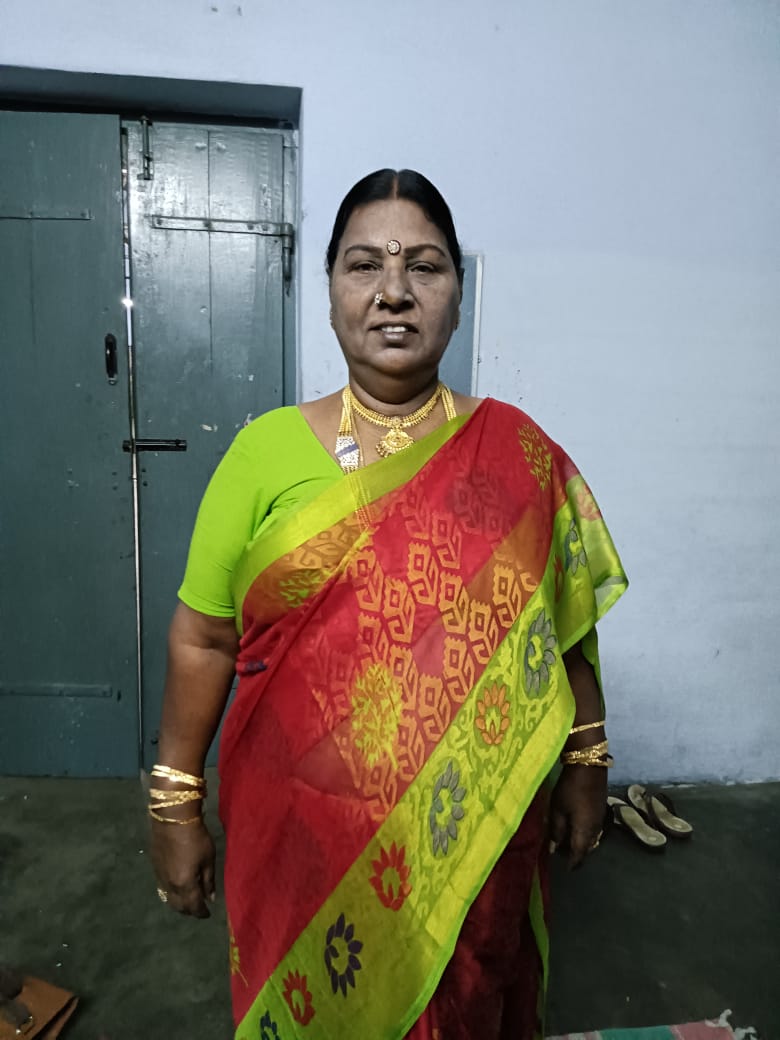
[150, 816, 216, 918]
[549, 763, 607, 869]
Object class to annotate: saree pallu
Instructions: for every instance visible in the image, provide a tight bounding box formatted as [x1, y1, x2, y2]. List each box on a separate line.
[219, 399, 627, 1040]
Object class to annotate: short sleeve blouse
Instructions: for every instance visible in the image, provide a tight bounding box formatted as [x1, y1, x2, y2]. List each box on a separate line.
[178, 407, 342, 618]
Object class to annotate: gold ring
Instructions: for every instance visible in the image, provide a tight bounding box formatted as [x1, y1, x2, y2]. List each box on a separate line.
[157, 887, 169, 903]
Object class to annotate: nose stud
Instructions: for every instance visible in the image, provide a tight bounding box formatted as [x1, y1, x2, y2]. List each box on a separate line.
[374, 292, 384, 306]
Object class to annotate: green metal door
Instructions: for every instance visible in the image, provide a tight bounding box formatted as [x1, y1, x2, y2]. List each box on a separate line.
[0, 111, 139, 775]
[122, 120, 292, 766]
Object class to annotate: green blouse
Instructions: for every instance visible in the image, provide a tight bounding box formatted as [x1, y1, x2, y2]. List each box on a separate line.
[178, 407, 342, 618]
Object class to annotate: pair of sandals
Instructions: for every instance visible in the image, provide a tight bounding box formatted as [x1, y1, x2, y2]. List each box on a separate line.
[606, 784, 693, 851]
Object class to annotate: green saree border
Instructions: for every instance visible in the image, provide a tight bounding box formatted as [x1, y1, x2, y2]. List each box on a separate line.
[231, 413, 471, 633]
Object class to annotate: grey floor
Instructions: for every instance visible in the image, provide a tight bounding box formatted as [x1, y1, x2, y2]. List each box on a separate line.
[1, 778, 777, 1040]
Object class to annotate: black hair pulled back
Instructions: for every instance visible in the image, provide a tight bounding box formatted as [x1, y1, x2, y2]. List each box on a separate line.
[325, 169, 462, 277]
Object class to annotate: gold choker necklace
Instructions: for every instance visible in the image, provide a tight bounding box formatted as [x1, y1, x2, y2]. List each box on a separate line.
[335, 383, 456, 472]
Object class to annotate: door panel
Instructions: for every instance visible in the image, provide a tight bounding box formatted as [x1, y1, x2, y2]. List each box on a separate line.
[0, 112, 139, 775]
[124, 121, 288, 766]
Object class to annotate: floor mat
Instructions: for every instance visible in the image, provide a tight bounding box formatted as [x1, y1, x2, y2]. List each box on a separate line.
[548, 1009, 759, 1040]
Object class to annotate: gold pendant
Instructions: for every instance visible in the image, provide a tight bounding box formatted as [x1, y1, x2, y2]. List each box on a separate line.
[335, 434, 361, 473]
[376, 427, 414, 456]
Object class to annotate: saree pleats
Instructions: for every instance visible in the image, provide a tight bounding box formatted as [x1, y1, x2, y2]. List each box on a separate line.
[406, 788, 550, 1040]
[219, 400, 627, 1039]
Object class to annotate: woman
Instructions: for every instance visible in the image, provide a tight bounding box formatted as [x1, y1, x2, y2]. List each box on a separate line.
[150, 169, 627, 1040]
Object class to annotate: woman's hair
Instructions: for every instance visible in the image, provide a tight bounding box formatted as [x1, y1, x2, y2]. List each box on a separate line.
[325, 169, 463, 277]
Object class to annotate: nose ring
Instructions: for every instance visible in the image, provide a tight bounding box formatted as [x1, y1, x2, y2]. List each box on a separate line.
[374, 292, 384, 306]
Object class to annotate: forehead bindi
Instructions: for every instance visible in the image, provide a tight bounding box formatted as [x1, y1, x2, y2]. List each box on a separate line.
[340, 199, 448, 256]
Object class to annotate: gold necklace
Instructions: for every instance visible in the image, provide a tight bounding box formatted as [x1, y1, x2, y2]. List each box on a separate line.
[335, 383, 456, 472]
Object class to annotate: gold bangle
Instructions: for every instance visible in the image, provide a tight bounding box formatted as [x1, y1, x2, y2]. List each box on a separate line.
[569, 752, 615, 769]
[566, 738, 608, 756]
[150, 764, 206, 788]
[569, 719, 606, 735]
[560, 739, 613, 767]
[560, 753, 614, 768]
[148, 807, 202, 825]
[149, 789, 205, 810]
[149, 787, 205, 802]
[561, 738, 608, 761]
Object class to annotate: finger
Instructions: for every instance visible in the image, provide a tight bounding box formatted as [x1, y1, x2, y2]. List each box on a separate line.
[170, 893, 210, 919]
[548, 808, 567, 854]
[201, 859, 217, 904]
[168, 878, 211, 918]
[567, 823, 595, 870]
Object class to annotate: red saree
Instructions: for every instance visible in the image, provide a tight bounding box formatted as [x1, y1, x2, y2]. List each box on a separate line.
[218, 399, 627, 1039]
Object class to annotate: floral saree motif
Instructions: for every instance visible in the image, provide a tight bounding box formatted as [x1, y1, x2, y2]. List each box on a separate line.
[218, 400, 627, 1039]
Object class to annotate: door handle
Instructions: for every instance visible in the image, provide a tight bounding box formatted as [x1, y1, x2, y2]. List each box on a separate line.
[105, 333, 118, 384]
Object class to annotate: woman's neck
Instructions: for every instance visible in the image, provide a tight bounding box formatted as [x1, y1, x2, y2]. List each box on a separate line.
[347, 372, 440, 416]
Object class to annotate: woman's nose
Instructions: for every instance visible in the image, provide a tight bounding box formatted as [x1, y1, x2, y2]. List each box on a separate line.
[378, 265, 411, 307]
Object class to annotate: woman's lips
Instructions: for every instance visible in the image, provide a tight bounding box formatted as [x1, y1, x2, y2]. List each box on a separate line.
[373, 323, 417, 343]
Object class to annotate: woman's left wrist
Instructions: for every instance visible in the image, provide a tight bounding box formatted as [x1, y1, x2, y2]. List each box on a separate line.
[563, 718, 606, 752]
[560, 719, 612, 768]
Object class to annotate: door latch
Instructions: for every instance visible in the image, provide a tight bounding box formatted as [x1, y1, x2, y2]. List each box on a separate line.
[122, 439, 187, 453]
[150, 215, 294, 283]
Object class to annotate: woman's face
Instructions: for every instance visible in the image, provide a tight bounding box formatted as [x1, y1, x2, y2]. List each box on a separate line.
[329, 198, 461, 392]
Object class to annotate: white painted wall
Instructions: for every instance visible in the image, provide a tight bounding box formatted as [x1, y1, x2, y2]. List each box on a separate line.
[3, 0, 778, 782]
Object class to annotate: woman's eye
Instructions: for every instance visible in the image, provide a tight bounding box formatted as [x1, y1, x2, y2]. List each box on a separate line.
[351, 261, 379, 272]
[410, 263, 436, 275]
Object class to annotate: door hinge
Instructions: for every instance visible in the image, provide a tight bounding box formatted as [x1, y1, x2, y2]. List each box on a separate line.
[140, 116, 154, 181]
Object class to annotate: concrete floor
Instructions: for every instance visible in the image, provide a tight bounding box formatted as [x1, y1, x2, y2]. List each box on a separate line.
[1, 778, 776, 1040]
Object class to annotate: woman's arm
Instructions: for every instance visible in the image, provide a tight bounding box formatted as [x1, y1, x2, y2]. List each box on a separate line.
[157, 602, 239, 773]
[548, 638, 609, 869]
[149, 602, 239, 917]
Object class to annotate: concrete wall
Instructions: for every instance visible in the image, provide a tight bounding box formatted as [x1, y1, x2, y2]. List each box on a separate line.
[3, 0, 778, 782]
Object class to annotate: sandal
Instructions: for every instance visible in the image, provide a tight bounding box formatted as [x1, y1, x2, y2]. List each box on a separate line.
[0, 965, 78, 1040]
[606, 795, 667, 851]
[626, 784, 693, 839]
